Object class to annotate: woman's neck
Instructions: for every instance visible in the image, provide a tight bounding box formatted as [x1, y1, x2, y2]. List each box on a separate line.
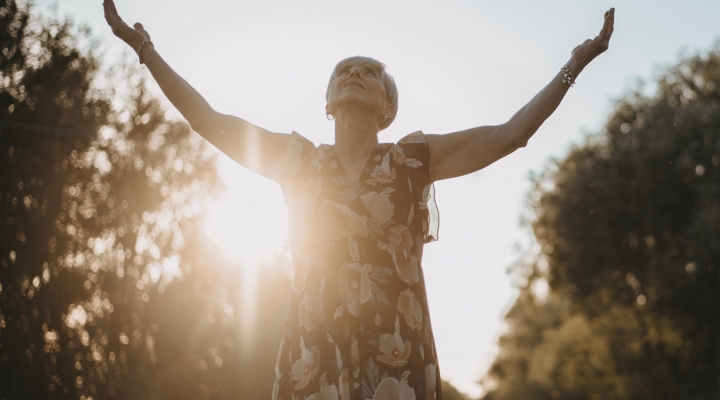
[333, 113, 380, 164]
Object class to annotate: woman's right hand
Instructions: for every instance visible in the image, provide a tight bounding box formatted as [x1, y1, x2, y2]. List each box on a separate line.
[102, 0, 151, 51]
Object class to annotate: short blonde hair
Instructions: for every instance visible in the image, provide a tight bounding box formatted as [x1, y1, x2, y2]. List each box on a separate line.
[326, 56, 398, 130]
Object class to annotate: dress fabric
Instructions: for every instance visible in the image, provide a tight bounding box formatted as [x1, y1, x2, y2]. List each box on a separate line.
[273, 131, 441, 400]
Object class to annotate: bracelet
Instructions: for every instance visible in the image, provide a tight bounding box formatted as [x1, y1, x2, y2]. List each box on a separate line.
[137, 39, 154, 65]
[561, 64, 575, 87]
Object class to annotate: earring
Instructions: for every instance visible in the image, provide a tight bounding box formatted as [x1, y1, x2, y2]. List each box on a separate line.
[327, 113, 334, 121]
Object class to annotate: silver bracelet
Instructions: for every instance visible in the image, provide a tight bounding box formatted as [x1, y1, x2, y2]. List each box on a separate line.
[137, 39, 154, 65]
[561, 64, 575, 87]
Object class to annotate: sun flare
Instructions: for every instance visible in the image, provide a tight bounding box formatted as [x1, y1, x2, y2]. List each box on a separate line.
[204, 156, 289, 264]
[204, 155, 291, 347]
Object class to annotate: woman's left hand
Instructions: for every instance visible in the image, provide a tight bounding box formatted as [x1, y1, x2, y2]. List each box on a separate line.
[570, 8, 615, 72]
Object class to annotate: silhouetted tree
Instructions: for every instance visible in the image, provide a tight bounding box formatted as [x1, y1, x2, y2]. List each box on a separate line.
[483, 46, 720, 400]
[0, 0, 218, 397]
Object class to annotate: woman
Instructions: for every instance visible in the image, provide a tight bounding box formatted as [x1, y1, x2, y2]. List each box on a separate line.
[103, 2, 615, 399]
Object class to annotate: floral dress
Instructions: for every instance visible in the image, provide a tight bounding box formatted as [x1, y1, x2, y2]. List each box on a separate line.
[273, 131, 441, 400]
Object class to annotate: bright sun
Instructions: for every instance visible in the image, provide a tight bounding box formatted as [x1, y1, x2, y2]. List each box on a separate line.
[204, 155, 289, 266]
[204, 155, 290, 347]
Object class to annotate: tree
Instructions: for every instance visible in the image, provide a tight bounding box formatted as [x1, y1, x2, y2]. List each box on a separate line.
[0, 0, 219, 397]
[482, 45, 720, 400]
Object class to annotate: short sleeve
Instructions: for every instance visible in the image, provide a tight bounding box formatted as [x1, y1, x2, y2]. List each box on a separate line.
[277, 131, 317, 189]
[398, 131, 439, 243]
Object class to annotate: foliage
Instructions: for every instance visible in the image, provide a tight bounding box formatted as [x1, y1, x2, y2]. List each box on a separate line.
[482, 46, 720, 400]
[0, 0, 224, 397]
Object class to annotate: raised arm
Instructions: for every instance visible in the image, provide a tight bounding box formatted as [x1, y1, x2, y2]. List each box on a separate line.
[426, 8, 615, 182]
[102, 0, 289, 182]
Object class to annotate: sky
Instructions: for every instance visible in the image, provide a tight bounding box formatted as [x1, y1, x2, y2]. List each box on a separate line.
[50, 0, 720, 397]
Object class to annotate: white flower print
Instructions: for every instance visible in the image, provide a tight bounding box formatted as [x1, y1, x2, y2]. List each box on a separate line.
[336, 348, 351, 400]
[338, 238, 373, 318]
[366, 152, 396, 186]
[293, 253, 319, 295]
[307, 383, 340, 400]
[338, 369, 351, 400]
[391, 144, 406, 164]
[372, 377, 416, 400]
[351, 335, 360, 378]
[387, 224, 413, 252]
[291, 337, 321, 390]
[378, 224, 419, 285]
[299, 290, 324, 331]
[361, 190, 394, 228]
[272, 366, 283, 400]
[377, 317, 411, 367]
[397, 289, 423, 331]
[401, 131, 426, 144]
[405, 158, 423, 168]
[392, 248, 420, 285]
[398, 132, 426, 167]
[319, 200, 369, 239]
[338, 262, 372, 318]
[425, 364, 437, 400]
[318, 146, 328, 161]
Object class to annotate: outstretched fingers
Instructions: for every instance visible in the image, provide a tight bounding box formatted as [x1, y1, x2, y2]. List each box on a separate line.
[599, 7, 615, 43]
[102, 1, 115, 24]
[110, 0, 123, 22]
[570, 9, 615, 63]
[102, 0, 122, 22]
[103, 0, 137, 42]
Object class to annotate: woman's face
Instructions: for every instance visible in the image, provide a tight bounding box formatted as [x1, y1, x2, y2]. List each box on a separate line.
[326, 61, 392, 123]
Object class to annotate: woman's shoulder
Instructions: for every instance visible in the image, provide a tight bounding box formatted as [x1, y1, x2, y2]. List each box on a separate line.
[397, 130, 427, 145]
[279, 131, 318, 178]
[394, 131, 429, 168]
